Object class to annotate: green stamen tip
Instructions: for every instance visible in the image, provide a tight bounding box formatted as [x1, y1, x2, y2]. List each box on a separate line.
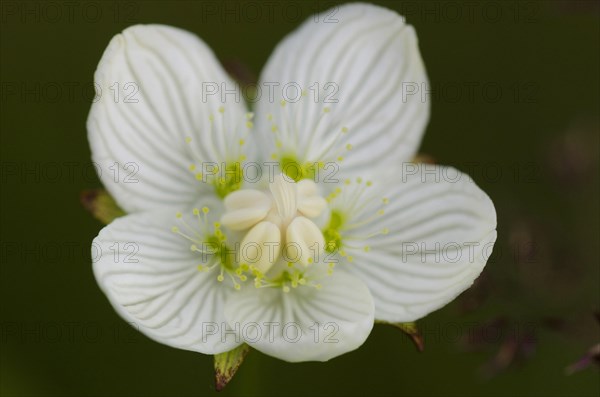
[323, 210, 345, 253]
[212, 162, 244, 198]
[280, 154, 321, 182]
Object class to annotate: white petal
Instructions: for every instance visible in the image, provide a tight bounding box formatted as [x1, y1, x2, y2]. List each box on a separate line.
[240, 221, 281, 274]
[92, 209, 242, 354]
[88, 24, 248, 213]
[224, 271, 374, 362]
[255, 3, 429, 174]
[286, 217, 325, 266]
[342, 166, 497, 322]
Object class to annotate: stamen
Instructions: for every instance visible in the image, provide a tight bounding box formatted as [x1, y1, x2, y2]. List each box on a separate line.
[303, 106, 332, 157]
[311, 123, 350, 163]
[184, 110, 250, 197]
[171, 227, 199, 244]
[322, 179, 390, 256]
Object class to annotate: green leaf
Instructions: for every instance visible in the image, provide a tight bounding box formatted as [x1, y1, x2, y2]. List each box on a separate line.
[80, 189, 126, 224]
[214, 344, 250, 391]
[377, 320, 424, 352]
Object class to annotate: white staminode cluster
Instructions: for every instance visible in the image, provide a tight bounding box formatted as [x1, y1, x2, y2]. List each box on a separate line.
[221, 174, 327, 273]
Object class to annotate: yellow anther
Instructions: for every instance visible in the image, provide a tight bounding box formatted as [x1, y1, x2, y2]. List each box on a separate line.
[185, 137, 192, 143]
[346, 143, 353, 151]
[218, 106, 225, 113]
[217, 274, 225, 282]
[190, 244, 197, 251]
[246, 112, 254, 120]
[176, 212, 183, 219]
[366, 181, 373, 187]
[383, 197, 389, 204]
[283, 285, 291, 293]
[280, 99, 286, 107]
[378, 209, 385, 215]
[202, 207, 210, 214]
[239, 139, 245, 146]
[171, 226, 179, 233]
[348, 256, 354, 262]
[267, 113, 273, 121]
[337, 156, 344, 162]
[195, 173, 203, 181]
[344, 179, 351, 185]
[382, 228, 389, 235]
[271, 125, 278, 132]
[245, 121, 253, 129]
[341, 127, 348, 133]
[234, 284, 241, 290]
[364, 246, 371, 252]
[197, 264, 205, 271]
[192, 208, 200, 215]
[323, 107, 330, 113]
[189, 164, 196, 171]
[356, 177, 363, 184]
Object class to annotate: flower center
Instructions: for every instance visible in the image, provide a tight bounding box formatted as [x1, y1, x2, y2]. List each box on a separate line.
[171, 176, 389, 292]
[221, 174, 327, 275]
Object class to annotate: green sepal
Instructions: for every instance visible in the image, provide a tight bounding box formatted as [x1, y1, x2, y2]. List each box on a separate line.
[377, 320, 424, 352]
[80, 189, 126, 224]
[214, 344, 251, 391]
[411, 153, 435, 164]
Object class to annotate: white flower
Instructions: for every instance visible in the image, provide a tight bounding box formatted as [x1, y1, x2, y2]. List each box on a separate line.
[89, 3, 496, 363]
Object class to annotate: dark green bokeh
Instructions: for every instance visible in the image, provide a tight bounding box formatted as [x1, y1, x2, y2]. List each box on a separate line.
[1, 0, 599, 396]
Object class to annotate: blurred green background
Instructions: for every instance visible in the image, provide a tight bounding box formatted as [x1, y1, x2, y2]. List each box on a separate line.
[1, 0, 599, 396]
